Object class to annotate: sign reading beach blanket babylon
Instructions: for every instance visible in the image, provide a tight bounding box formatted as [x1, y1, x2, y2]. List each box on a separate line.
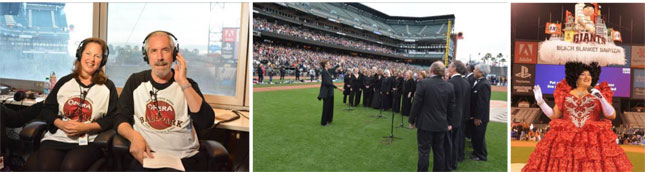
[537, 3, 626, 66]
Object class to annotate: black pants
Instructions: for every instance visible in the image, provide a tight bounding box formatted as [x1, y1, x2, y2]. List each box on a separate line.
[472, 122, 488, 160]
[343, 92, 349, 104]
[1, 102, 43, 155]
[417, 129, 446, 172]
[456, 125, 466, 161]
[401, 94, 412, 116]
[444, 127, 462, 170]
[350, 90, 361, 106]
[465, 119, 473, 139]
[128, 151, 208, 171]
[321, 96, 334, 125]
[27, 140, 103, 171]
[363, 90, 372, 107]
[258, 75, 263, 83]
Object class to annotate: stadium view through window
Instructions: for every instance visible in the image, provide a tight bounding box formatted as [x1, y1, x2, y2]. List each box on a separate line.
[106, 2, 243, 97]
[0, 3, 93, 81]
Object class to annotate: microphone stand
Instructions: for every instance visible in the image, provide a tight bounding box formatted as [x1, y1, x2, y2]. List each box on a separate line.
[383, 97, 402, 144]
[396, 93, 407, 128]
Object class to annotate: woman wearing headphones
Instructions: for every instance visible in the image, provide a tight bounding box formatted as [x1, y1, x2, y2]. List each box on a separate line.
[26, 37, 118, 171]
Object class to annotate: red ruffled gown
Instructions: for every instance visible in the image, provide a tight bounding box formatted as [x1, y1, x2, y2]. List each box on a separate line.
[522, 79, 633, 172]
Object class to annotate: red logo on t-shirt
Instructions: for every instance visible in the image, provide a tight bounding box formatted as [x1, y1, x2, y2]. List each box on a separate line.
[63, 97, 92, 122]
[145, 101, 176, 130]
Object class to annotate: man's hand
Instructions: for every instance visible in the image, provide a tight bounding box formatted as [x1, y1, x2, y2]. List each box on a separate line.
[409, 123, 415, 129]
[174, 52, 190, 88]
[448, 125, 452, 131]
[474, 118, 482, 127]
[130, 133, 154, 164]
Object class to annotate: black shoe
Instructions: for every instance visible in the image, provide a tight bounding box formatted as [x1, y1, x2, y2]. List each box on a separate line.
[471, 157, 487, 161]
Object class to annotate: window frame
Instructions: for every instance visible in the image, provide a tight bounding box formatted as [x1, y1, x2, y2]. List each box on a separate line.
[95, 2, 250, 109]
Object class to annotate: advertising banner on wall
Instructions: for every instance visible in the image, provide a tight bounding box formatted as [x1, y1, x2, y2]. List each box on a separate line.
[514, 41, 538, 64]
[631, 46, 645, 68]
[633, 69, 645, 99]
[534, 65, 631, 97]
[512, 64, 535, 95]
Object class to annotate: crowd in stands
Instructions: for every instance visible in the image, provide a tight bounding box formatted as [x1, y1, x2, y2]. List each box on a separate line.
[253, 41, 424, 83]
[254, 18, 401, 56]
[512, 124, 645, 146]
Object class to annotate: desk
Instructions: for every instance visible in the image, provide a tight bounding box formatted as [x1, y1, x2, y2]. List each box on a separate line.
[0, 95, 44, 107]
[207, 108, 249, 171]
[213, 108, 249, 132]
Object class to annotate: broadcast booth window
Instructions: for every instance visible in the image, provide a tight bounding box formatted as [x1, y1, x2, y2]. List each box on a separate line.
[0, 3, 93, 88]
[104, 3, 250, 108]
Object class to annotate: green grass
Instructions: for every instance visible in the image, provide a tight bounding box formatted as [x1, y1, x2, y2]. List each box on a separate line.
[253, 87, 508, 171]
[512, 145, 645, 171]
[491, 91, 507, 101]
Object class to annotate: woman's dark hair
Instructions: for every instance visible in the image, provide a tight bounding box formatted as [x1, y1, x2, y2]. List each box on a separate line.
[564, 61, 601, 88]
[319, 60, 328, 69]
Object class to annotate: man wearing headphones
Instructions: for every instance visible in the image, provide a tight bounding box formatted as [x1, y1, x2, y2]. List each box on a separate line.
[114, 31, 215, 170]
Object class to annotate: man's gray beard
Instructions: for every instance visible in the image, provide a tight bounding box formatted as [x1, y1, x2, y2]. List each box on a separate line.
[153, 68, 172, 79]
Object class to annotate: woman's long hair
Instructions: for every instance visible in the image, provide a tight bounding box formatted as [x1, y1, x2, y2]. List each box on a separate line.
[72, 38, 108, 85]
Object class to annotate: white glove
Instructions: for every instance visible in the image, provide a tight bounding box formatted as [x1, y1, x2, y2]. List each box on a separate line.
[591, 88, 615, 117]
[533, 85, 553, 117]
[590, 88, 603, 99]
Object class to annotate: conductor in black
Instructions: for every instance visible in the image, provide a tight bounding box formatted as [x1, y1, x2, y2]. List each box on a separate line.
[317, 60, 342, 126]
[408, 61, 456, 172]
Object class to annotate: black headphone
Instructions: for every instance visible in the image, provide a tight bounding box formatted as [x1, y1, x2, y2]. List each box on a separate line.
[13, 91, 25, 101]
[75, 38, 109, 67]
[142, 31, 179, 63]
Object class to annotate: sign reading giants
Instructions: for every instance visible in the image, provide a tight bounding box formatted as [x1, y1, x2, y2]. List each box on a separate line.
[512, 64, 535, 95]
[514, 41, 538, 64]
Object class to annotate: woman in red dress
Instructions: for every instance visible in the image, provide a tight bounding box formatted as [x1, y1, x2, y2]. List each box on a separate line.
[523, 62, 633, 172]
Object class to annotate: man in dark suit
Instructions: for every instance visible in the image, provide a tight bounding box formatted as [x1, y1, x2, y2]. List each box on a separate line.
[318, 60, 342, 126]
[466, 64, 476, 86]
[444, 60, 472, 169]
[409, 61, 456, 172]
[464, 64, 476, 141]
[470, 64, 491, 161]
